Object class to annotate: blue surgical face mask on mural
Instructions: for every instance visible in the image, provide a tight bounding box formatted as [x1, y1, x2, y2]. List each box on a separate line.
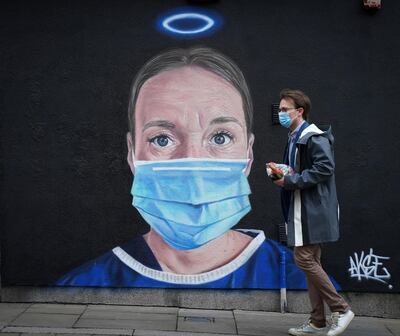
[131, 158, 252, 250]
[278, 111, 293, 128]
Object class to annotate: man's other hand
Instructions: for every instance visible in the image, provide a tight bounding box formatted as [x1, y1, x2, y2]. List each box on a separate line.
[273, 177, 284, 187]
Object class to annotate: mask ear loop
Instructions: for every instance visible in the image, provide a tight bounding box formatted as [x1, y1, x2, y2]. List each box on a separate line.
[132, 152, 138, 168]
[243, 133, 255, 175]
[126, 132, 136, 174]
[240, 158, 251, 173]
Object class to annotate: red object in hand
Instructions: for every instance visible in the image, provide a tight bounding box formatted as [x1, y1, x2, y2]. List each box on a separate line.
[267, 162, 284, 180]
[266, 162, 294, 181]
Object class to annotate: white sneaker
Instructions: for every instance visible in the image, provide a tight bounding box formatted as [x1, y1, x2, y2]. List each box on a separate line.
[288, 319, 327, 335]
[327, 310, 355, 336]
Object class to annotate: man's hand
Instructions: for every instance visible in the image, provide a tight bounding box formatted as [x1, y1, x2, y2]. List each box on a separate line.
[273, 177, 284, 187]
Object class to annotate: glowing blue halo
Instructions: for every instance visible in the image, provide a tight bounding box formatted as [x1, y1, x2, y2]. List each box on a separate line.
[156, 8, 223, 38]
[162, 12, 215, 35]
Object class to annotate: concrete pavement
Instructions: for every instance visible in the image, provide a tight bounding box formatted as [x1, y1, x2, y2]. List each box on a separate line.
[0, 303, 399, 336]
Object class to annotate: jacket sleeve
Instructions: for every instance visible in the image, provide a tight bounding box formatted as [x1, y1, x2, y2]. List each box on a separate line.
[283, 135, 334, 190]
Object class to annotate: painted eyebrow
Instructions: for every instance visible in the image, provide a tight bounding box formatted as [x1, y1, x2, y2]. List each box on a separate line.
[210, 116, 243, 128]
[142, 120, 175, 132]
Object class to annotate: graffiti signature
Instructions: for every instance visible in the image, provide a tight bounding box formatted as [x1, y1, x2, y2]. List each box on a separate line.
[348, 248, 391, 287]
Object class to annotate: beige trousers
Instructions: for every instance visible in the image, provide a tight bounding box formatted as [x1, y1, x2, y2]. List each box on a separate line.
[294, 244, 350, 327]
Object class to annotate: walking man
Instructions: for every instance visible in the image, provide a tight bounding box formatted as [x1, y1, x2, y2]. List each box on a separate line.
[272, 89, 354, 336]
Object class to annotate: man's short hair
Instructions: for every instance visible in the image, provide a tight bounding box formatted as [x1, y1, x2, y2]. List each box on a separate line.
[280, 89, 311, 121]
[128, 47, 253, 138]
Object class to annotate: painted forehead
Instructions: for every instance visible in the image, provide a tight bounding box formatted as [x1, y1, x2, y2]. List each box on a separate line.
[136, 66, 243, 107]
[143, 65, 236, 89]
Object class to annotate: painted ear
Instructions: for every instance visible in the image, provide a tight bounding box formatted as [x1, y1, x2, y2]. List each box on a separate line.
[126, 132, 135, 174]
[245, 133, 255, 177]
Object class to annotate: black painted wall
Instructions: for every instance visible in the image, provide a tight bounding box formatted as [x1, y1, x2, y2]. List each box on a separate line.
[1, 0, 399, 292]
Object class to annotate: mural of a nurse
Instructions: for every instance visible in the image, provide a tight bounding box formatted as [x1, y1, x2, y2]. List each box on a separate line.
[57, 47, 334, 289]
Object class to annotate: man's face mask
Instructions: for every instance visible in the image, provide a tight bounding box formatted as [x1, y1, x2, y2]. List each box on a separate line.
[278, 111, 293, 128]
[130, 158, 252, 250]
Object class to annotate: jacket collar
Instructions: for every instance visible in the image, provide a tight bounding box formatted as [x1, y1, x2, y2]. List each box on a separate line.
[297, 123, 325, 144]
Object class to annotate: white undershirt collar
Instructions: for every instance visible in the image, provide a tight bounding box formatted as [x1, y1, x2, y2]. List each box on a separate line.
[112, 229, 265, 285]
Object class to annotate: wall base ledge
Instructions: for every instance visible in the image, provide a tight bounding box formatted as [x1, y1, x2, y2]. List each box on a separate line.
[1, 286, 398, 318]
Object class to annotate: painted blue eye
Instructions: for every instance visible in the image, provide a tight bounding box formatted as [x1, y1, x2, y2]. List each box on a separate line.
[157, 136, 169, 147]
[151, 135, 171, 147]
[211, 133, 231, 145]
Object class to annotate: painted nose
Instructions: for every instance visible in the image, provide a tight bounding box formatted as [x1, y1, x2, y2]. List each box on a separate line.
[182, 137, 209, 158]
[184, 143, 205, 158]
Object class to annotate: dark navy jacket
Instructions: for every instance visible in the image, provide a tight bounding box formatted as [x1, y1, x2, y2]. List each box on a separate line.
[284, 124, 340, 247]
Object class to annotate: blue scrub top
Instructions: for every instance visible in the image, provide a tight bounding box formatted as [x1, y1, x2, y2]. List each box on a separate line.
[56, 230, 340, 290]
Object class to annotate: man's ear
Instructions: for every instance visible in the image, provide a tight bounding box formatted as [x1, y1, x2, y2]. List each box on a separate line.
[245, 133, 255, 177]
[126, 132, 135, 174]
[297, 107, 304, 119]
